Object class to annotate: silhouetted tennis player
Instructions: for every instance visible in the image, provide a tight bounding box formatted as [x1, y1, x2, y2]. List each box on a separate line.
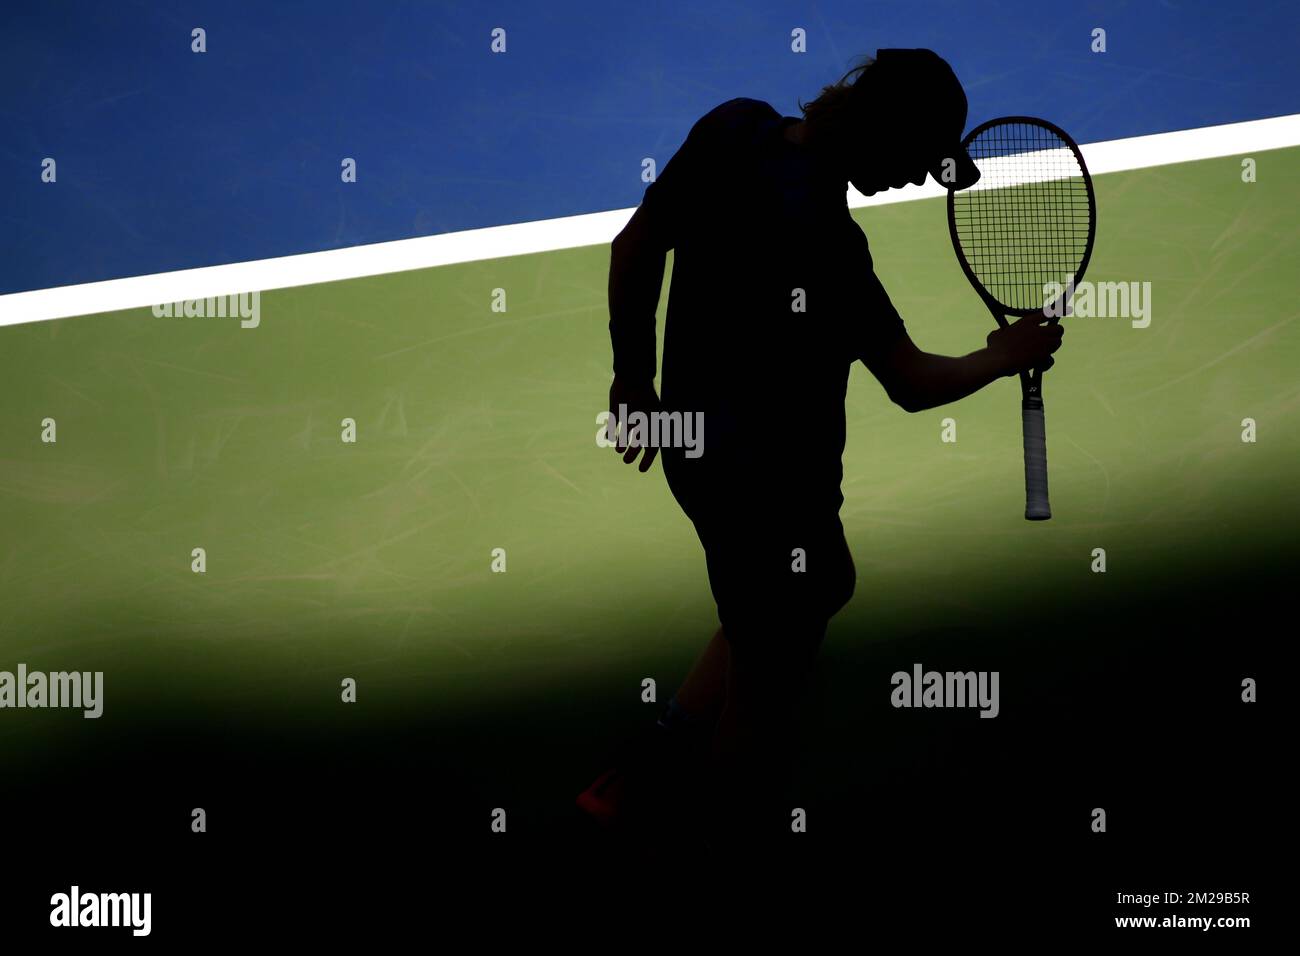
[580, 49, 1063, 859]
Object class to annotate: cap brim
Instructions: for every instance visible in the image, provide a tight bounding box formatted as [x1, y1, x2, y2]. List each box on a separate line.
[930, 150, 980, 191]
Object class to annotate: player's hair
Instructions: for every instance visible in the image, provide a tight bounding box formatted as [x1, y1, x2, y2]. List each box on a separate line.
[797, 55, 876, 135]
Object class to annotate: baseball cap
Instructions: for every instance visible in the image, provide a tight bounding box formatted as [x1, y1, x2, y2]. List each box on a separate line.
[872, 48, 980, 190]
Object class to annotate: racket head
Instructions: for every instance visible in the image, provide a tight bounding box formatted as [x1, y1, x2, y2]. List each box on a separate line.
[946, 116, 1096, 319]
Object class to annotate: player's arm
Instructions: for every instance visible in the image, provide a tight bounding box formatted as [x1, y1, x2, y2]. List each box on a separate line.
[866, 317, 1064, 413]
[845, 228, 1063, 412]
[608, 204, 668, 386]
[608, 106, 716, 383]
[607, 208, 668, 470]
[607, 106, 722, 470]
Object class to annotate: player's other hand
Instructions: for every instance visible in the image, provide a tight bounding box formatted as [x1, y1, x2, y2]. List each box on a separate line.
[608, 375, 661, 472]
[987, 310, 1065, 377]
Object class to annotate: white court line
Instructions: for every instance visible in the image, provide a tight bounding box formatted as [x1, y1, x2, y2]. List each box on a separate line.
[847, 112, 1300, 207]
[2, 113, 1298, 328]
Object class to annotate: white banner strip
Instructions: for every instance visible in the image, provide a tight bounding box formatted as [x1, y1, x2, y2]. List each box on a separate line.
[2, 113, 1297, 328]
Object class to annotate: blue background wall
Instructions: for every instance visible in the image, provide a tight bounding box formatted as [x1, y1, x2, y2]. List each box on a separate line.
[2, 0, 1296, 293]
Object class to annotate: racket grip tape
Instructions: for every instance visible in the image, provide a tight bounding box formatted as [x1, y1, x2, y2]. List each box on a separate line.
[1022, 401, 1051, 520]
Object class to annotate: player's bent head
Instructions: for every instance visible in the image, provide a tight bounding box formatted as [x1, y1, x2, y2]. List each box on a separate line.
[800, 48, 979, 193]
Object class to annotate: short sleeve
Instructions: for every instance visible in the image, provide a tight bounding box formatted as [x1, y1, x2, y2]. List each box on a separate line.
[837, 217, 907, 360]
[637, 99, 761, 249]
[639, 125, 713, 250]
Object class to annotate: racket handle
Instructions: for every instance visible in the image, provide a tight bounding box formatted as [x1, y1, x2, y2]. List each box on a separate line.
[1022, 399, 1051, 520]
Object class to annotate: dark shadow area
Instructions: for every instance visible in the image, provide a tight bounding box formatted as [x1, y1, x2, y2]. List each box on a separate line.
[3, 555, 1274, 938]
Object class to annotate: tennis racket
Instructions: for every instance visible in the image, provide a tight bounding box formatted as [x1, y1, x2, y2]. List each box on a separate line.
[947, 117, 1096, 520]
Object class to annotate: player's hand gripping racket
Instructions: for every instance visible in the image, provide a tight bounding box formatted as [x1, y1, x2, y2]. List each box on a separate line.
[947, 117, 1096, 520]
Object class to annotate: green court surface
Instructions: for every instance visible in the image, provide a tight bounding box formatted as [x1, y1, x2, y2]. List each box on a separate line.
[0, 149, 1292, 839]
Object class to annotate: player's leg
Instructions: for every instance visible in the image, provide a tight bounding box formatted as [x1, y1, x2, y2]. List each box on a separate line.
[575, 632, 724, 832]
[657, 462, 730, 729]
[709, 520, 853, 756]
[576, 474, 726, 833]
[706, 619, 825, 848]
[705, 523, 854, 855]
[671, 625, 728, 723]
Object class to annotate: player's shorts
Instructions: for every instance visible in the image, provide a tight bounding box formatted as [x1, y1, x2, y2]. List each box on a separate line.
[664, 456, 855, 666]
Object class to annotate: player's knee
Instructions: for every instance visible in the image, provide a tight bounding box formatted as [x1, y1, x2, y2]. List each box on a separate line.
[729, 644, 800, 693]
[735, 619, 828, 678]
[819, 551, 856, 619]
[834, 565, 856, 614]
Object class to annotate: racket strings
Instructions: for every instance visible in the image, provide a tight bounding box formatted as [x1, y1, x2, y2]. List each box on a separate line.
[952, 121, 1091, 312]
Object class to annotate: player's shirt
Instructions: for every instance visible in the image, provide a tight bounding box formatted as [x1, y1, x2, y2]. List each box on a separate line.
[614, 97, 907, 515]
